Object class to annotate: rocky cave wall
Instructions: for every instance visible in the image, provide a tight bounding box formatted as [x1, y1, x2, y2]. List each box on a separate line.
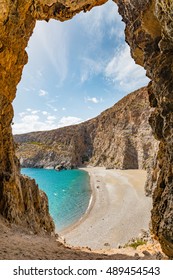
[0, 0, 173, 256]
[116, 0, 173, 258]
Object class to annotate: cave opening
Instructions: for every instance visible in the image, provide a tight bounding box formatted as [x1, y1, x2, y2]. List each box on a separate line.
[0, 0, 173, 259]
[13, 0, 148, 135]
[12, 0, 153, 250]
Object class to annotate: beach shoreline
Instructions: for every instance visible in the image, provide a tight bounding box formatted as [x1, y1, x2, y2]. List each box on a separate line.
[60, 167, 152, 250]
[57, 168, 96, 234]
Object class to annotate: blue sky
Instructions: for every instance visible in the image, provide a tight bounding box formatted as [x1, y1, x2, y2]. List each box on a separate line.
[13, 0, 149, 134]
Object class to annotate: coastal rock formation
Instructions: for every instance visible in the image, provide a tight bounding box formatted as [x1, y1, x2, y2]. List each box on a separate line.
[14, 87, 158, 172]
[116, 0, 173, 258]
[88, 87, 158, 170]
[0, 0, 173, 257]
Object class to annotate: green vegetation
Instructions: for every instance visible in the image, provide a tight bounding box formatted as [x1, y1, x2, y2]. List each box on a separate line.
[128, 239, 147, 249]
[124, 239, 147, 249]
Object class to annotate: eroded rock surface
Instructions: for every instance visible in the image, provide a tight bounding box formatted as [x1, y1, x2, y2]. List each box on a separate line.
[14, 87, 158, 172]
[0, 0, 173, 256]
[115, 0, 173, 258]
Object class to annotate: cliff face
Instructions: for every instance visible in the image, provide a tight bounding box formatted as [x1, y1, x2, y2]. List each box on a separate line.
[14, 87, 158, 171]
[88, 87, 158, 170]
[116, 0, 173, 258]
[0, 0, 173, 257]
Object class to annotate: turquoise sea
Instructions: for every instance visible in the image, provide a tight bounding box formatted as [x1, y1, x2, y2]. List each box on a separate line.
[21, 168, 91, 231]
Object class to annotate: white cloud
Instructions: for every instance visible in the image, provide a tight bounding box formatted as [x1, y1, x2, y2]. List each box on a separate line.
[80, 57, 104, 83]
[42, 111, 48, 115]
[77, 0, 122, 41]
[19, 112, 26, 117]
[26, 108, 32, 112]
[31, 110, 40, 114]
[13, 114, 57, 134]
[81, 72, 89, 83]
[22, 115, 40, 123]
[39, 89, 48, 96]
[46, 100, 58, 112]
[76, 0, 125, 85]
[34, 20, 69, 86]
[47, 115, 56, 122]
[58, 116, 82, 127]
[105, 44, 150, 92]
[62, 107, 66, 111]
[85, 96, 103, 104]
[13, 110, 83, 134]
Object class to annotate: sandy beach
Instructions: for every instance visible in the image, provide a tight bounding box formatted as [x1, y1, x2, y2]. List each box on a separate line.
[60, 167, 152, 250]
[0, 167, 164, 260]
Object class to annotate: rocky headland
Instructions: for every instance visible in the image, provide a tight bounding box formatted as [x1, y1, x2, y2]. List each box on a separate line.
[0, 0, 173, 258]
[14, 87, 158, 172]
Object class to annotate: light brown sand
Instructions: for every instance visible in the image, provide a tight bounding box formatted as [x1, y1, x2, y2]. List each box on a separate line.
[60, 167, 152, 250]
[0, 167, 165, 260]
[0, 215, 164, 260]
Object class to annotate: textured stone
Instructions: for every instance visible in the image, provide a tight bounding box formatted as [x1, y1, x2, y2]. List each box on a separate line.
[14, 87, 158, 171]
[0, 0, 173, 257]
[116, 0, 173, 258]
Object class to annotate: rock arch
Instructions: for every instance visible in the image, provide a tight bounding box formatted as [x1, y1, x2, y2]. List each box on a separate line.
[0, 0, 173, 257]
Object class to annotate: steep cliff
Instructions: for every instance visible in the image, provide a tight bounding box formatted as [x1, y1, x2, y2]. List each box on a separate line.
[116, 0, 173, 258]
[88, 87, 158, 169]
[14, 87, 158, 171]
[0, 0, 173, 257]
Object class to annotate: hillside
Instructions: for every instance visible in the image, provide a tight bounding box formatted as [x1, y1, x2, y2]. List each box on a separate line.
[14, 87, 158, 171]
